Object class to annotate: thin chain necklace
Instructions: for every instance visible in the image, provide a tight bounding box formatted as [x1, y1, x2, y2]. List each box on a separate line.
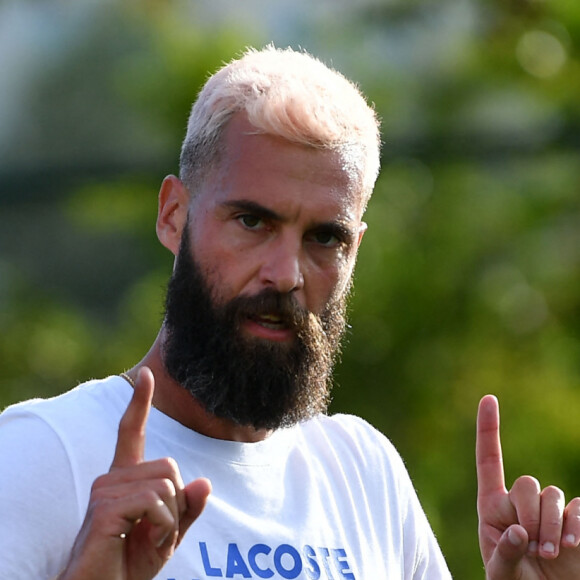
[119, 372, 159, 411]
[119, 372, 135, 388]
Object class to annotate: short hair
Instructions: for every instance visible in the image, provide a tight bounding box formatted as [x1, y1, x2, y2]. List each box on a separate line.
[179, 45, 381, 206]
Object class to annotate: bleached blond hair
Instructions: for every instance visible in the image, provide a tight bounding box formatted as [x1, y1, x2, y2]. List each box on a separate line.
[179, 45, 381, 205]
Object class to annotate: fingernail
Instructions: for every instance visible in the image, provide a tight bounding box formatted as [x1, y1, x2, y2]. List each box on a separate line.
[508, 528, 523, 546]
[528, 540, 538, 554]
[542, 541, 555, 554]
[565, 534, 576, 545]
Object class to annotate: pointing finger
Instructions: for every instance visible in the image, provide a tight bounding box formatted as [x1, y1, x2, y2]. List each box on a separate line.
[111, 367, 154, 469]
[477, 395, 507, 501]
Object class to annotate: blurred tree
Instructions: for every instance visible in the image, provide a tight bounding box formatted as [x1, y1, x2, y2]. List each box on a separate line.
[327, 1, 580, 576]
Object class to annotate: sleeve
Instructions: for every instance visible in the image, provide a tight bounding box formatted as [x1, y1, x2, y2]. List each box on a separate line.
[0, 409, 82, 580]
[381, 435, 451, 580]
[338, 414, 452, 579]
[401, 475, 452, 579]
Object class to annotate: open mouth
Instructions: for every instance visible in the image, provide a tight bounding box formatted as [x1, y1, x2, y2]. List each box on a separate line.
[253, 313, 288, 330]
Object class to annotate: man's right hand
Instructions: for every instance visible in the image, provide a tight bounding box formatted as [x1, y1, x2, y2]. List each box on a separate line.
[59, 367, 211, 580]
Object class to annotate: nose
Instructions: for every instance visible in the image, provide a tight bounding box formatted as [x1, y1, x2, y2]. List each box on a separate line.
[259, 238, 305, 295]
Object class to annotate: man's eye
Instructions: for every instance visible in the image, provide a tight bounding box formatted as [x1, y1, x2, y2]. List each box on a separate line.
[238, 214, 263, 229]
[312, 231, 340, 247]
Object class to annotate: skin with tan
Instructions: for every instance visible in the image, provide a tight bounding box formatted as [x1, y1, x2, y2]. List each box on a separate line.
[477, 395, 580, 578]
[136, 113, 367, 444]
[57, 115, 580, 580]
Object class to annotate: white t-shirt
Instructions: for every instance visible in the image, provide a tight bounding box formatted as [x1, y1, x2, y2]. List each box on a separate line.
[0, 376, 451, 579]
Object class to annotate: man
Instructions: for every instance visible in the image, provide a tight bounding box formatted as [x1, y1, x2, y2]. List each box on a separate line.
[0, 45, 579, 580]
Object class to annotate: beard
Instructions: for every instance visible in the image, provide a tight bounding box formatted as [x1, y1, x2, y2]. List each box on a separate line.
[161, 228, 349, 431]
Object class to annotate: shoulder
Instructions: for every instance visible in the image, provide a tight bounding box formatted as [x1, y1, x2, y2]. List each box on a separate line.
[0, 375, 132, 435]
[297, 415, 451, 576]
[0, 380, 133, 578]
[0, 375, 133, 486]
[295, 412, 408, 478]
[300, 412, 399, 452]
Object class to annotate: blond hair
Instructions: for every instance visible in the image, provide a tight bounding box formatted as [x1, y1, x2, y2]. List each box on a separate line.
[180, 45, 381, 204]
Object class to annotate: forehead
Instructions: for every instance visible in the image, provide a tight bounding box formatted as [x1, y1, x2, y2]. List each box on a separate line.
[196, 114, 366, 221]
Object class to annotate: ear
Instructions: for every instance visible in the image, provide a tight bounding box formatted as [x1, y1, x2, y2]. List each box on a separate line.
[356, 221, 368, 248]
[156, 175, 190, 255]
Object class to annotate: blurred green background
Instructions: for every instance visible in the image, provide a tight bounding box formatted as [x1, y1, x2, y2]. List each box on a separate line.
[1, 1, 579, 577]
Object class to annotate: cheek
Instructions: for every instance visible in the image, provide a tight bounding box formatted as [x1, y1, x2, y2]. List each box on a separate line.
[194, 246, 257, 304]
[311, 260, 354, 310]
[334, 250, 358, 296]
[190, 222, 237, 272]
[334, 268, 354, 300]
[189, 216, 268, 301]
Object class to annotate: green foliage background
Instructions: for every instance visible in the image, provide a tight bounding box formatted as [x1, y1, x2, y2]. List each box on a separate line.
[1, 2, 579, 577]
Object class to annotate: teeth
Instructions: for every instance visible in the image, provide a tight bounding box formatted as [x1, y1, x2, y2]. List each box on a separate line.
[261, 314, 282, 322]
[256, 314, 285, 329]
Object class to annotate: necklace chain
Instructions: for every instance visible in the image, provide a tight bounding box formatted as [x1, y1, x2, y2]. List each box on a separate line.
[119, 372, 135, 388]
[119, 371, 158, 411]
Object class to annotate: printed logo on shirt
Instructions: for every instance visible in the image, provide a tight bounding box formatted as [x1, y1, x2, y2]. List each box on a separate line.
[166, 541, 356, 579]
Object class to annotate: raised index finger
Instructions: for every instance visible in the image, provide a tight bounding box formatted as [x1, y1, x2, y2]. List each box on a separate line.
[476, 394, 507, 498]
[111, 366, 154, 468]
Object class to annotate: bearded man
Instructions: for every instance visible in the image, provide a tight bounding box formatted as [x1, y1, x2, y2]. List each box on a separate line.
[1, 46, 580, 580]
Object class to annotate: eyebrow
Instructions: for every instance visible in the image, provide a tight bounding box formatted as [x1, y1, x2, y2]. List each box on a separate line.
[221, 199, 357, 242]
[315, 221, 356, 244]
[221, 200, 281, 221]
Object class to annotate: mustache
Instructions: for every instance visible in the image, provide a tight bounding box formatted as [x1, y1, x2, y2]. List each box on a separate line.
[226, 289, 310, 332]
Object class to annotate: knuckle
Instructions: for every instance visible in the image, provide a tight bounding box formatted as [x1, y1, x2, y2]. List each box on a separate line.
[541, 485, 565, 506]
[522, 515, 541, 529]
[91, 473, 110, 491]
[544, 518, 562, 529]
[90, 487, 108, 503]
[154, 457, 184, 489]
[513, 475, 541, 493]
[141, 488, 161, 505]
[90, 499, 115, 523]
[509, 476, 541, 508]
[159, 477, 177, 498]
[565, 511, 580, 527]
[542, 484, 564, 497]
[158, 456, 179, 473]
[86, 495, 118, 527]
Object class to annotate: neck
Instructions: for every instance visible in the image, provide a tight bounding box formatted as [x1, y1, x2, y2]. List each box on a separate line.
[123, 328, 273, 443]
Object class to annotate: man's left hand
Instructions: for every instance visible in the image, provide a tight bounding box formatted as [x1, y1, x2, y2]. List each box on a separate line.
[476, 394, 580, 579]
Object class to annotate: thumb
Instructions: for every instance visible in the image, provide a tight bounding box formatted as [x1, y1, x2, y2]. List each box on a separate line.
[176, 478, 212, 544]
[487, 525, 529, 579]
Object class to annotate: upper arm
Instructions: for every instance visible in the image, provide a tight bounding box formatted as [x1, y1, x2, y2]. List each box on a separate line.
[0, 411, 81, 579]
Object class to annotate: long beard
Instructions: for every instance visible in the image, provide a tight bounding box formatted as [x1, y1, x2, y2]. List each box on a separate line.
[161, 229, 349, 430]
